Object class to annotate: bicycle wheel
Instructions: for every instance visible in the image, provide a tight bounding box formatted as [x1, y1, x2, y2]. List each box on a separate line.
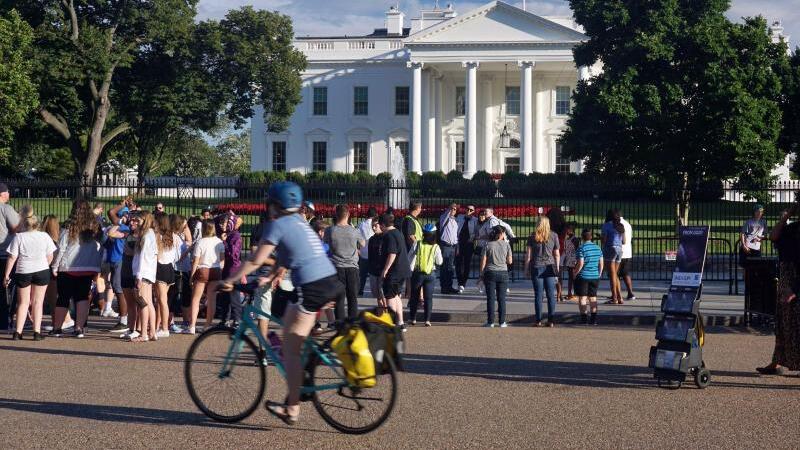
[184, 328, 266, 423]
[310, 351, 398, 434]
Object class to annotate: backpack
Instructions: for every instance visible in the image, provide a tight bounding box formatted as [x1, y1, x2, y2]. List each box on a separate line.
[360, 307, 405, 372]
[331, 324, 377, 388]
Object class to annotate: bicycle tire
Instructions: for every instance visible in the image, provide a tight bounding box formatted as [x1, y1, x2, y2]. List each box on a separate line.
[310, 351, 398, 434]
[184, 327, 266, 423]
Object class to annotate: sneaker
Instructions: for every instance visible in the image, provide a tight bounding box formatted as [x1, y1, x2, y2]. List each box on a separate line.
[33, 332, 45, 341]
[74, 328, 85, 338]
[155, 329, 170, 338]
[506, 288, 511, 294]
[627, 294, 636, 301]
[499, 322, 508, 328]
[12, 331, 22, 340]
[101, 309, 119, 318]
[122, 330, 140, 340]
[590, 315, 598, 326]
[581, 314, 589, 325]
[458, 285, 465, 294]
[169, 323, 184, 334]
[62, 319, 75, 330]
[181, 327, 196, 335]
[109, 322, 130, 333]
[49, 329, 63, 337]
[400, 323, 408, 333]
[424, 321, 432, 327]
[483, 322, 495, 328]
[43, 325, 54, 332]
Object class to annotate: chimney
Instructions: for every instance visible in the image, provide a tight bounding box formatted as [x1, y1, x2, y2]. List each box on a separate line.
[386, 5, 405, 35]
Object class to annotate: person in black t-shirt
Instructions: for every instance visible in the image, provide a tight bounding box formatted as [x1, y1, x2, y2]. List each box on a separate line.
[366, 218, 384, 299]
[379, 213, 410, 332]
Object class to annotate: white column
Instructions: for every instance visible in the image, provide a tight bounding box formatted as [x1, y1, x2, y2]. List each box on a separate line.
[434, 76, 443, 172]
[519, 60, 534, 174]
[426, 71, 437, 172]
[421, 70, 431, 172]
[482, 76, 493, 174]
[463, 61, 479, 177]
[408, 61, 423, 173]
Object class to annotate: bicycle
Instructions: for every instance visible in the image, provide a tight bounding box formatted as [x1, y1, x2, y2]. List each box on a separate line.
[184, 281, 398, 434]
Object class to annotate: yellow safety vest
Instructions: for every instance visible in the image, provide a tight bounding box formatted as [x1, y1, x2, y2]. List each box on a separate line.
[416, 243, 438, 275]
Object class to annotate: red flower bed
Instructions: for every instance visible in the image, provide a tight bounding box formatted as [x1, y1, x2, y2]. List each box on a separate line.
[213, 202, 571, 219]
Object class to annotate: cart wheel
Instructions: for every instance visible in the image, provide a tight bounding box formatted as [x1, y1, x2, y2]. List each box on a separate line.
[694, 368, 711, 389]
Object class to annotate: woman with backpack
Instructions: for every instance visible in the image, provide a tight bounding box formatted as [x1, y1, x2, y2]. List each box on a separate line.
[408, 223, 442, 327]
[601, 209, 627, 304]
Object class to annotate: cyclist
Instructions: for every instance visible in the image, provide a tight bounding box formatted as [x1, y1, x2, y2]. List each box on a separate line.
[220, 181, 344, 425]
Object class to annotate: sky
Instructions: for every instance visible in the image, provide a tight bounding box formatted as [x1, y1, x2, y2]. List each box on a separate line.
[196, 0, 798, 49]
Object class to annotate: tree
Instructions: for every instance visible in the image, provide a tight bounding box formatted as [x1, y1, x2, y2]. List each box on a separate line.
[561, 0, 786, 225]
[215, 128, 251, 176]
[776, 49, 800, 174]
[0, 9, 37, 161]
[4, 0, 198, 186]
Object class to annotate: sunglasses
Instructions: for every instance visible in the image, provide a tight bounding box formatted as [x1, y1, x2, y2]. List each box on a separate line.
[467, 208, 475, 212]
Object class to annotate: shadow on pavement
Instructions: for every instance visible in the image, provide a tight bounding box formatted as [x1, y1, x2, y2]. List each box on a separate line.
[403, 354, 800, 391]
[0, 398, 268, 430]
[0, 345, 185, 364]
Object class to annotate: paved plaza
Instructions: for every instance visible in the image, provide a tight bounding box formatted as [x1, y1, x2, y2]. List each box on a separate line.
[1, 320, 798, 449]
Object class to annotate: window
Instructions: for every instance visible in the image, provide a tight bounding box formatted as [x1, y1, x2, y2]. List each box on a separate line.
[555, 142, 570, 174]
[272, 141, 286, 172]
[555, 86, 571, 116]
[353, 141, 368, 172]
[313, 87, 327, 116]
[354, 86, 368, 115]
[395, 141, 409, 171]
[312, 141, 327, 172]
[505, 86, 520, 115]
[455, 141, 465, 172]
[505, 157, 520, 173]
[455, 86, 466, 116]
[395, 86, 409, 115]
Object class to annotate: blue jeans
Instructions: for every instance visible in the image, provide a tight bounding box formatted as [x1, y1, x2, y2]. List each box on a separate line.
[440, 244, 456, 291]
[409, 271, 435, 322]
[484, 270, 508, 324]
[532, 265, 557, 323]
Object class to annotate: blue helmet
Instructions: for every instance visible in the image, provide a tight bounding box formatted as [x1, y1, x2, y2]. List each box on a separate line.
[422, 223, 437, 234]
[267, 181, 303, 211]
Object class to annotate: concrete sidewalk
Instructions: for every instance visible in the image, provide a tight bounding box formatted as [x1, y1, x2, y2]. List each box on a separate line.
[360, 280, 747, 326]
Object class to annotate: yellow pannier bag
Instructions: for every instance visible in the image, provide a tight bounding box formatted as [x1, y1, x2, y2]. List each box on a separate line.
[331, 325, 377, 388]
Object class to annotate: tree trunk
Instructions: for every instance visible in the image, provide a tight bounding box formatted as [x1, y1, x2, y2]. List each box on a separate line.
[674, 173, 691, 233]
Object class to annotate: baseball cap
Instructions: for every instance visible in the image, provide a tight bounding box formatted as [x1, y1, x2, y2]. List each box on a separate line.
[0, 183, 9, 194]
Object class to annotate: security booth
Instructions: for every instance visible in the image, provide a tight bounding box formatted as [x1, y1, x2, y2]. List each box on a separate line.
[649, 226, 711, 389]
[742, 256, 779, 325]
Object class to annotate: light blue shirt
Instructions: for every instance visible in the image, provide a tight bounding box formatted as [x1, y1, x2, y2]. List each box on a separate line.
[261, 214, 336, 285]
[438, 211, 459, 245]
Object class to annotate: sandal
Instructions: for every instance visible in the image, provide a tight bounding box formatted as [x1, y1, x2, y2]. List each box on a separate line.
[603, 299, 618, 305]
[265, 401, 299, 425]
[131, 336, 149, 343]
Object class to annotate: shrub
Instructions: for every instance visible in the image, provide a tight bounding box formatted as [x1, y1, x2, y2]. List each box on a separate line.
[498, 171, 528, 198]
[471, 170, 496, 197]
[421, 171, 447, 197]
[285, 171, 305, 184]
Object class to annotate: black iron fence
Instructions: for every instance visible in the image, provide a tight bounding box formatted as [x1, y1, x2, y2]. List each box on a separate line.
[4, 176, 798, 293]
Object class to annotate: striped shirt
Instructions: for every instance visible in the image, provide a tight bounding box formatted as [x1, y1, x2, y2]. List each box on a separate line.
[576, 241, 603, 280]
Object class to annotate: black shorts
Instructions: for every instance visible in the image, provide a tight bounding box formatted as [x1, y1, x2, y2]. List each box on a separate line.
[56, 273, 94, 308]
[294, 275, 344, 314]
[382, 278, 404, 299]
[618, 258, 633, 277]
[15, 269, 51, 288]
[575, 277, 599, 298]
[168, 271, 191, 313]
[156, 263, 175, 285]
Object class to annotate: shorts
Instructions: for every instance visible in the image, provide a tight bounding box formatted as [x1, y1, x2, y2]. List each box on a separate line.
[382, 278, 404, 299]
[294, 275, 344, 314]
[603, 246, 623, 263]
[193, 267, 221, 283]
[618, 258, 633, 277]
[121, 275, 136, 290]
[107, 261, 123, 294]
[15, 269, 51, 288]
[56, 273, 95, 308]
[575, 277, 599, 297]
[168, 271, 190, 313]
[156, 263, 175, 285]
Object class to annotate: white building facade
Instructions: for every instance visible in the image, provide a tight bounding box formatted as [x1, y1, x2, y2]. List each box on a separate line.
[251, 1, 598, 177]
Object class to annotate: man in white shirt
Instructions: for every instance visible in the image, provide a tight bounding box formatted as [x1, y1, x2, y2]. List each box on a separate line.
[357, 207, 378, 295]
[618, 211, 636, 301]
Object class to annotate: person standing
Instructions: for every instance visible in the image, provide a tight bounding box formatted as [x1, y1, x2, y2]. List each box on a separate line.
[409, 223, 442, 326]
[4, 206, 56, 340]
[323, 204, 365, 320]
[455, 205, 477, 293]
[618, 211, 636, 301]
[437, 204, 459, 294]
[357, 207, 378, 296]
[0, 183, 20, 332]
[546, 208, 566, 302]
[220, 213, 244, 326]
[573, 229, 604, 325]
[187, 220, 225, 334]
[601, 210, 626, 304]
[104, 202, 132, 332]
[379, 212, 411, 331]
[366, 219, 384, 303]
[525, 216, 560, 327]
[756, 205, 800, 375]
[740, 205, 767, 261]
[481, 225, 512, 328]
[132, 211, 159, 342]
[401, 202, 423, 297]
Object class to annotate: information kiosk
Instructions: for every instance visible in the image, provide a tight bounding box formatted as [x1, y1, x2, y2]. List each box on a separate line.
[648, 226, 712, 389]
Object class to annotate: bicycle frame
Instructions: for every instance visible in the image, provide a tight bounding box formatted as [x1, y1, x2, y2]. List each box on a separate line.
[218, 299, 348, 396]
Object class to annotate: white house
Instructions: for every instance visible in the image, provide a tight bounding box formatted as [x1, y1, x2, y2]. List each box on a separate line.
[251, 1, 598, 177]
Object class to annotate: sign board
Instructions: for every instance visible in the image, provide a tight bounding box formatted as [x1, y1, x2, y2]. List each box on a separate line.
[671, 226, 710, 287]
[665, 250, 677, 261]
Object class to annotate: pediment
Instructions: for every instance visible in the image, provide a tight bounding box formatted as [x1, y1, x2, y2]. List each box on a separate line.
[407, 1, 584, 44]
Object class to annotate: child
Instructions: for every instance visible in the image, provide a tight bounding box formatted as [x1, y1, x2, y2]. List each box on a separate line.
[409, 223, 442, 327]
[562, 222, 580, 301]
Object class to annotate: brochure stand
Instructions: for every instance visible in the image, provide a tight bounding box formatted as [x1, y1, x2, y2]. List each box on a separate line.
[648, 226, 711, 389]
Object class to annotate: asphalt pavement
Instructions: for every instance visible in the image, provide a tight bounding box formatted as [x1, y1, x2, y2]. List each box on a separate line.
[0, 319, 798, 449]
